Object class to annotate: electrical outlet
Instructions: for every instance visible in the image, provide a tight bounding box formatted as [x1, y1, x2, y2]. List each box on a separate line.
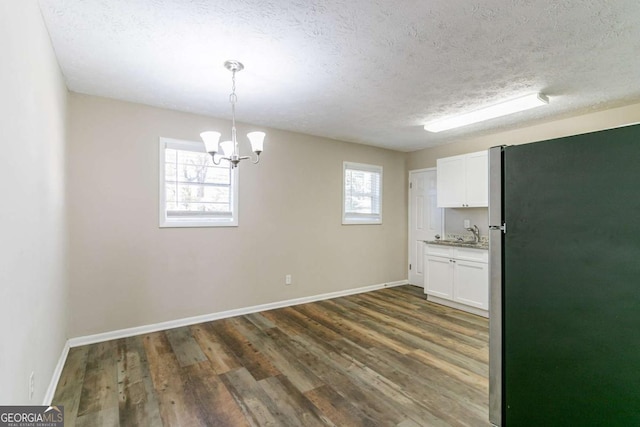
[285, 274, 292, 285]
[464, 219, 470, 229]
[29, 372, 35, 401]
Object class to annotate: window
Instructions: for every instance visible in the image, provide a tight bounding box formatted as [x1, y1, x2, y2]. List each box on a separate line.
[343, 162, 383, 225]
[159, 137, 238, 227]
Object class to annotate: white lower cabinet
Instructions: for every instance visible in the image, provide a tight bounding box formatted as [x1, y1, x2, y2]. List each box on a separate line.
[454, 260, 488, 309]
[425, 256, 454, 299]
[424, 244, 489, 317]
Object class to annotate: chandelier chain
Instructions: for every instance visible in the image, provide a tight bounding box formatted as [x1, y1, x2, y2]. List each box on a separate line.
[229, 69, 238, 106]
[230, 69, 238, 150]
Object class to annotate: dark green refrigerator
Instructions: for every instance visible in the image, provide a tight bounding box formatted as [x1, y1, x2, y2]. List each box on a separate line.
[488, 124, 640, 426]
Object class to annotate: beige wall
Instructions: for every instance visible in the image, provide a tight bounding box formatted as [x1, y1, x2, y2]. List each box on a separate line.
[67, 93, 407, 337]
[0, 1, 68, 403]
[407, 102, 640, 170]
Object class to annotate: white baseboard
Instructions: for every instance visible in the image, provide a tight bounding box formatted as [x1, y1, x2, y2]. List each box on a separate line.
[43, 340, 70, 405]
[68, 279, 408, 348]
[45, 280, 407, 405]
[46, 280, 407, 400]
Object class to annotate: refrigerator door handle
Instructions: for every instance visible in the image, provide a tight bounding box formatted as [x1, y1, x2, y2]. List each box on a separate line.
[489, 223, 506, 233]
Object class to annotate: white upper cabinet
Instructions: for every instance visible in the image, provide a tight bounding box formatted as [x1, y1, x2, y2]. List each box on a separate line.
[435, 155, 466, 207]
[436, 150, 488, 208]
[465, 151, 489, 207]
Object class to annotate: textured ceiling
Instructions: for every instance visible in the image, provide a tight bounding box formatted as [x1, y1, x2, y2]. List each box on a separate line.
[38, 0, 640, 151]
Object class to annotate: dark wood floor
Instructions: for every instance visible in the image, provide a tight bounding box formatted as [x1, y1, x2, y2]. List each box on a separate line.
[53, 285, 489, 426]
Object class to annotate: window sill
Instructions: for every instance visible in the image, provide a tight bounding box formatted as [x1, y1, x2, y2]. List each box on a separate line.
[159, 219, 238, 228]
[342, 220, 382, 225]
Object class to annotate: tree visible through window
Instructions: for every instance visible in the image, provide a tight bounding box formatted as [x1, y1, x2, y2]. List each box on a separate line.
[159, 138, 238, 227]
[343, 162, 382, 224]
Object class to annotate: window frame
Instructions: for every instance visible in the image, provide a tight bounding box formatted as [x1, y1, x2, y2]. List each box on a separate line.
[342, 161, 383, 225]
[159, 137, 239, 228]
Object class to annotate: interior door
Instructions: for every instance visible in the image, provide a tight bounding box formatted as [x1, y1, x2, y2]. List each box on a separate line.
[409, 169, 442, 286]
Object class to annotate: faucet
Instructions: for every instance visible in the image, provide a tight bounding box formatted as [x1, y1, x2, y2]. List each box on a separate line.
[466, 225, 480, 243]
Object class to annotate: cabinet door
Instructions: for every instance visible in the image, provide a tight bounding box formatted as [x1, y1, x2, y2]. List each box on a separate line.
[425, 256, 454, 299]
[465, 150, 488, 207]
[454, 260, 488, 309]
[436, 155, 466, 207]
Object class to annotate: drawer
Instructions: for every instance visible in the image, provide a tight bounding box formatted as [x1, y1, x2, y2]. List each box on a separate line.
[453, 247, 488, 263]
[425, 244, 453, 258]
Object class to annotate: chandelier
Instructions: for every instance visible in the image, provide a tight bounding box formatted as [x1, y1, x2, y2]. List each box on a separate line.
[200, 60, 265, 168]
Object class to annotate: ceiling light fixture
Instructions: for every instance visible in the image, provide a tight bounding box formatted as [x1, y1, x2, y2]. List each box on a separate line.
[201, 60, 264, 168]
[423, 93, 549, 133]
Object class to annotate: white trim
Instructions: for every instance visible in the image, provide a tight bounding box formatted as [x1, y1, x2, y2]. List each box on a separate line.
[163, 138, 207, 152]
[342, 161, 383, 225]
[68, 280, 409, 348]
[408, 167, 437, 174]
[158, 137, 239, 228]
[43, 340, 70, 405]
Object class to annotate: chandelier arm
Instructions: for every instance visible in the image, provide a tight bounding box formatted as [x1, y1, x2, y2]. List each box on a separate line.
[209, 153, 223, 166]
[251, 153, 261, 164]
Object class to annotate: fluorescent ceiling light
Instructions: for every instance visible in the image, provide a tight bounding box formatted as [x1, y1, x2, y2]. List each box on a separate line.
[424, 93, 549, 133]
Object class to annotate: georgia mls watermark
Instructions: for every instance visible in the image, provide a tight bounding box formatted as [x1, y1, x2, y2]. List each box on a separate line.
[0, 406, 63, 427]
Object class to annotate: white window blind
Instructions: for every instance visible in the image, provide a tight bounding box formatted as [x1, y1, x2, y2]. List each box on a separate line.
[343, 162, 383, 225]
[159, 138, 238, 227]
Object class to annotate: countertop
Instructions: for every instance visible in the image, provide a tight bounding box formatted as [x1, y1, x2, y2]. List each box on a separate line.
[424, 239, 489, 250]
